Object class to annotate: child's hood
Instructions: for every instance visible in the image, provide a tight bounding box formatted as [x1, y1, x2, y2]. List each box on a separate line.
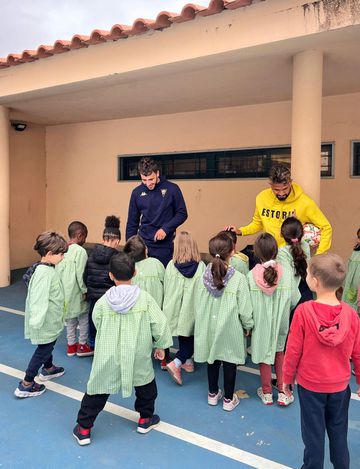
[203, 263, 235, 297]
[303, 301, 352, 347]
[174, 260, 199, 278]
[251, 262, 283, 295]
[105, 284, 140, 314]
[92, 244, 117, 264]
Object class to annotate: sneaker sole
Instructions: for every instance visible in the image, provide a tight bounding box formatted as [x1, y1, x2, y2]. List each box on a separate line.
[165, 364, 182, 385]
[277, 397, 295, 406]
[73, 433, 91, 446]
[14, 387, 46, 398]
[76, 352, 94, 357]
[38, 371, 65, 381]
[181, 366, 194, 373]
[137, 421, 160, 434]
[67, 353, 76, 357]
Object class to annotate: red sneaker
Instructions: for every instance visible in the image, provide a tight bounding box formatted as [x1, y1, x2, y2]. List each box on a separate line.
[67, 343, 78, 357]
[160, 359, 169, 371]
[76, 343, 94, 357]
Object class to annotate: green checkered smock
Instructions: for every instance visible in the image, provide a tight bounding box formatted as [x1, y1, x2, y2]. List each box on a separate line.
[343, 250, 360, 312]
[86, 290, 172, 397]
[162, 260, 205, 336]
[276, 241, 310, 288]
[230, 252, 249, 275]
[132, 257, 165, 308]
[56, 243, 88, 319]
[248, 265, 301, 365]
[25, 265, 65, 345]
[194, 270, 253, 365]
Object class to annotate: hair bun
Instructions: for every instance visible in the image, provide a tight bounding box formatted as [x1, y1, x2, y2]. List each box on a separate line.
[105, 215, 120, 229]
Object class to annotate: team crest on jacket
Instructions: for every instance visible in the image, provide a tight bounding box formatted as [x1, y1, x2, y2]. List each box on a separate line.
[140, 192, 147, 197]
[161, 189, 167, 197]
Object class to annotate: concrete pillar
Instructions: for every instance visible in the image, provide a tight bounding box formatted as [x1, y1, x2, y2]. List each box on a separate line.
[291, 50, 323, 204]
[0, 106, 10, 287]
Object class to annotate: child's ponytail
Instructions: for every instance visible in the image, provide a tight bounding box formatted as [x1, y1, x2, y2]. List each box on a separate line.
[209, 233, 233, 290]
[254, 233, 278, 287]
[281, 217, 307, 280]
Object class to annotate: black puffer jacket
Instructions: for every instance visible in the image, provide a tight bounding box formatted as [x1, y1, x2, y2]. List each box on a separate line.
[84, 244, 118, 299]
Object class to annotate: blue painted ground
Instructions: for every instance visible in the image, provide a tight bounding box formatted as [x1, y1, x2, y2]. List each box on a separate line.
[0, 270, 359, 468]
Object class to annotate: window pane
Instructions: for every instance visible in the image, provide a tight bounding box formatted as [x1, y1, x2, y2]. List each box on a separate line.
[118, 144, 332, 180]
[353, 142, 360, 176]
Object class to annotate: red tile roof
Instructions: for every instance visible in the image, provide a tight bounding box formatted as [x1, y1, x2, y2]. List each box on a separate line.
[0, 0, 254, 69]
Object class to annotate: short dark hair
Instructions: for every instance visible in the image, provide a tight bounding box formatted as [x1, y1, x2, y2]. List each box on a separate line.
[34, 231, 68, 257]
[269, 164, 291, 184]
[109, 252, 135, 281]
[123, 235, 146, 262]
[68, 221, 88, 239]
[308, 253, 346, 290]
[138, 157, 159, 176]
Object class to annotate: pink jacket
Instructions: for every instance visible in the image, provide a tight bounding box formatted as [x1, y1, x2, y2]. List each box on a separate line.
[283, 300, 360, 392]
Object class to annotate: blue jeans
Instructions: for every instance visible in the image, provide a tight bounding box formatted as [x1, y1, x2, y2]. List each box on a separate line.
[24, 340, 56, 382]
[298, 384, 350, 469]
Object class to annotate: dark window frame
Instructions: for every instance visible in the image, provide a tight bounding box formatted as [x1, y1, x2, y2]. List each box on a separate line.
[351, 141, 360, 177]
[118, 143, 334, 181]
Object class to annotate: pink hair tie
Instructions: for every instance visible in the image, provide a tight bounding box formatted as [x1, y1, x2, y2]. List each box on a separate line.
[291, 238, 299, 243]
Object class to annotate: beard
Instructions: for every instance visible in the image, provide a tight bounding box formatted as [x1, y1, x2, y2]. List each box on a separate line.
[276, 194, 289, 201]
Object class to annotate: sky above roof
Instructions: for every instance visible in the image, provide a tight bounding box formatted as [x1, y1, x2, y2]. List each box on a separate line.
[0, 0, 204, 57]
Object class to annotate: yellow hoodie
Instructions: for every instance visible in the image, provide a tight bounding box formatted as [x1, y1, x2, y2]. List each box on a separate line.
[239, 182, 332, 254]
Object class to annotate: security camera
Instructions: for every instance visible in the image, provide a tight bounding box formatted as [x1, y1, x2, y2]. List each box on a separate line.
[11, 122, 27, 131]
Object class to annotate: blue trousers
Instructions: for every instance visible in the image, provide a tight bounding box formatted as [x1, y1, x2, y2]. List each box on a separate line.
[298, 384, 350, 469]
[25, 340, 56, 382]
[147, 244, 173, 267]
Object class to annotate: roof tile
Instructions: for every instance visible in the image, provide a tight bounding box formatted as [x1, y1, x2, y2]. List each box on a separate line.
[0, 0, 255, 68]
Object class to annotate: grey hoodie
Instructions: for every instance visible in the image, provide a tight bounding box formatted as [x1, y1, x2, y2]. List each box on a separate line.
[105, 284, 141, 314]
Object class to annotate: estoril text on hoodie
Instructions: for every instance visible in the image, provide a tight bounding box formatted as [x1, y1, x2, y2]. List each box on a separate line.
[239, 182, 332, 254]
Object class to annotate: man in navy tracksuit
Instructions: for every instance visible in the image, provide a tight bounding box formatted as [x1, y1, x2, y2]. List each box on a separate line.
[125, 157, 188, 267]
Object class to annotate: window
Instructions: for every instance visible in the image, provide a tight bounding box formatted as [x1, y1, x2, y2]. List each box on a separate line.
[118, 144, 333, 181]
[351, 141, 360, 176]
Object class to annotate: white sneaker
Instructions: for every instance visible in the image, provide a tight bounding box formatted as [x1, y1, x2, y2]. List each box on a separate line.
[257, 387, 273, 405]
[277, 392, 295, 406]
[223, 394, 240, 412]
[208, 389, 223, 406]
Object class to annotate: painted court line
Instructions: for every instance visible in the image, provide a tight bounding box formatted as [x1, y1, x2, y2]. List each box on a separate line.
[0, 306, 25, 316]
[2, 306, 359, 402]
[0, 363, 291, 469]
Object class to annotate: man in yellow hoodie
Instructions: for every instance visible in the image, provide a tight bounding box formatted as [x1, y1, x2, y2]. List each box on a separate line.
[227, 165, 332, 255]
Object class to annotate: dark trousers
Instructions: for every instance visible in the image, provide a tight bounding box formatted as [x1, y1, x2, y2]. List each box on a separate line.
[298, 384, 350, 469]
[175, 336, 194, 364]
[77, 379, 158, 429]
[88, 298, 97, 348]
[24, 340, 56, 382]
[207, 361, 237, 400]
[147, 244, 173, 268]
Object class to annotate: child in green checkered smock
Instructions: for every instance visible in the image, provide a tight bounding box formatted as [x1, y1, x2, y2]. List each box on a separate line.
[73, 252, 172, 445]
[124, 235, 165, 308]
[194, 232, 253, 412]
[220, 230, 249, 275]
[162, 231, 205, 385]
[248, 233, 300, 407]
[14, 231, 68, 399]
[56, 221, 93, 358]
[343, 228, 360, 314]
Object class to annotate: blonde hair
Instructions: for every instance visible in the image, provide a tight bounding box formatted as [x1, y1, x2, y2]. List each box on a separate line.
[173, 231, 201, 263]
[308, 253, 346, 290]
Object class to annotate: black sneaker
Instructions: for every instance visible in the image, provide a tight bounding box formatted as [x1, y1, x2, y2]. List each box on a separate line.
[39, 365, 65, 381]
[73, 424, 91, 446]
[14, 381, 46, 398]
[137, 414, 160, 434]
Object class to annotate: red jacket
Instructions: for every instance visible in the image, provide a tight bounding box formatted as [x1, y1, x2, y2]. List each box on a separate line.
[283, 300, 360, 393]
